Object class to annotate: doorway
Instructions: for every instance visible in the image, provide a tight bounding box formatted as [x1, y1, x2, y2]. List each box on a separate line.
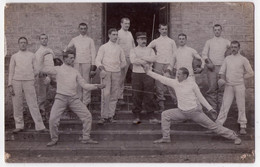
[103, 3, 169, 43]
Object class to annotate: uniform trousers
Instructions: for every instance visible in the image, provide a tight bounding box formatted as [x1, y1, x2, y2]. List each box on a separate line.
[35, 76, 49, 112]
[206, 65, 224, 110]
[118, 57, 131, 100]
[216, 84, 247, 128]
[12, 80, 46, 130]
[100, 71, 121, 119]
[131, 73, 157, 115]
[49, 94, 92, 142]
[154, 62, 177, 102]
[161, 106, 237, 140]
[74, 63, 91, 105]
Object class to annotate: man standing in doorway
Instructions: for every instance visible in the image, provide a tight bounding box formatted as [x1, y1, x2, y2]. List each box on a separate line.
[35, 34, 55, 121]
[148, 24, 177, 112]
[64, 23, 97, 107]
[202, 24, 230, 111]
[117, 18, 136, 106]
[96, 28, 126, 124]
[8, 37, 48, 133]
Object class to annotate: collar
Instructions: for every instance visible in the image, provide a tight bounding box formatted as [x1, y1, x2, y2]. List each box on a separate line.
[79, 34, 88, 38]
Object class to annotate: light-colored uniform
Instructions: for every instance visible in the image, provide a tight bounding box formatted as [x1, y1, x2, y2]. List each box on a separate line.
[35, 45, 54, 113]
[117, 28, 135, 100]
[8, 50, 46, 130]
[96, 41, 126, 119]
[216, 53, 254, 128]
[147, 70, 238, 141]
[148, 35, 177, 102]
[168, 45, 205, 81]
[66, 34, 96, 105]
[42, 64, 98, 142]
[202, 36, 230, 110]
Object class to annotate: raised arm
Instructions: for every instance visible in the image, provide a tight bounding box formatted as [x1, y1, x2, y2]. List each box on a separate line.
[146, 69, 177, 88]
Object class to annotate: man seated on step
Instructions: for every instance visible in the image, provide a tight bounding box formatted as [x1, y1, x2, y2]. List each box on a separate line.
[129, 32, 159, 124]
[142, 64, 242, 145]
[41, 50, 105, 146]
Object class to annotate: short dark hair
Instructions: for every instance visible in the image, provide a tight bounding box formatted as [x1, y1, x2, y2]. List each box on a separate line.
[231, 40, 240, 48]
[39, 33, 48, 40]
[121, 18, 130, 23]
[18, 37, 28, 43]
[108, 28, 118, 35]
[178, 33, 187, 39]
[62, 50, 75, 59]
[78, 23, 88, 28]
[213, 24, 222, 30]
[179, 67, 189, 78]
[159, 23, 168, 29]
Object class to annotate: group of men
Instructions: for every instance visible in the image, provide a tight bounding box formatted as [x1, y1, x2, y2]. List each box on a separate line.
[8, 17, 254, 146]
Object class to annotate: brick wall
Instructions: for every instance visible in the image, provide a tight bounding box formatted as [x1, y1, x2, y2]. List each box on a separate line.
[4, 2, 255, 119]
[169, 2, 254, 113]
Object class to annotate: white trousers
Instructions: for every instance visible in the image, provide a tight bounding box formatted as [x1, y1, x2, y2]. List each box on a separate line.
[12, 80, 45, 130]
[216, 84, 247, 128]
[74, 63, 91, 105]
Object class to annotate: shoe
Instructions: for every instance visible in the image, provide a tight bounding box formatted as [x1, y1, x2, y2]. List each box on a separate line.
[108, 117, 117, 123]
[81, 139, 98, 144]
[12, 128, 23, 134]
[153, 138, 171, 144]
[133, 117, 141, 124]
[240, 128, 247, 135]
[98, 118, 105, 125]
[46, 140, 57, 147]
[234, 137, 242, 145]
[149, 118, 161, 124]
[37, 128, 49, 133]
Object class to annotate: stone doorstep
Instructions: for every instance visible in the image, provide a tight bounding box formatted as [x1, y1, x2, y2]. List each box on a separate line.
[5, 129, 254, 142]
[5, 140, 254, 158]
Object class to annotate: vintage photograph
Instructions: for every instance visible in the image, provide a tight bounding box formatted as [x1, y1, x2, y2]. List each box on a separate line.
[4, 2, 255, 163]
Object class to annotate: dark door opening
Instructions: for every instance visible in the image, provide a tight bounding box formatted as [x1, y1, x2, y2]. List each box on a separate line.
[104, 3, 169, 44]
[103, 3, 169, 84]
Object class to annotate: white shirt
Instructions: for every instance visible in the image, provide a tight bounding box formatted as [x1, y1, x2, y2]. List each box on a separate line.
[35, 45, 54, 72]
[148, 35, 177, 64]
[130, 46, 156, 73]
[8, 50, 37, 86]
[147, 71, 212, 111]
[202, 36, 230, 65]
[96, 41, 126, 72]
[67, 35, 96, 64]
[169, 45, 204, 75]
[117, 29, 135, 57]
[42, 64, 97, 96]
[219, 53, 254, 86]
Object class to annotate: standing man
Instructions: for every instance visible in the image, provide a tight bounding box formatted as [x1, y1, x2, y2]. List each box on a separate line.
[64, 23, 97, 106]
[216, 41, 254, 135]
[8, 37, 48, 133]
[35, 34, 55, 120]
[96, 28, 126, 124]
[129, 32, 158, 124]
[117, 18, 136, 105]
[142, 65, 241, 145]
[148, 24, 177, 112]
[202, 24, 230, 111]
[42, 51, 105, 146]
[166, 33, 205, 82]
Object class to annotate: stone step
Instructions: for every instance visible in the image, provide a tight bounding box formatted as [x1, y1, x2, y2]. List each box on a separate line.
[5, 128, 254, 142]
[5, 117, 243, 131]
[5, 139, 254, 158]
